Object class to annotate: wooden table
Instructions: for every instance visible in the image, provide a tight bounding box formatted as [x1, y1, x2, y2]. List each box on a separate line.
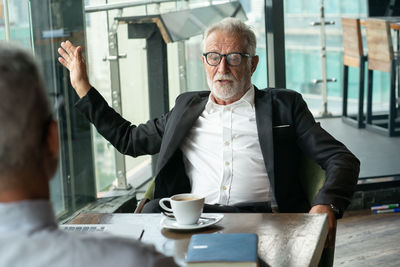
[68, 213, 328, 267]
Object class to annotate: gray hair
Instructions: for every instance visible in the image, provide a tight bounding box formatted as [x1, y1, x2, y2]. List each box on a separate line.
[203, 17, 257, 55]
[0, 42, 51, 173]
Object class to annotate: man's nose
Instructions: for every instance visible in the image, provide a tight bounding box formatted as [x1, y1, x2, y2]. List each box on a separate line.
[217, 56, 229, 73]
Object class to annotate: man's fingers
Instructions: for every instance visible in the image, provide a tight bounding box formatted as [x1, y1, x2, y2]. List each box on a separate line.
[65, 40, 77, 56]
[60, 40, 76, 57]
[57, 47, 71, 63]
[75, 46, 82, 61]
[58, 57, 68, 68]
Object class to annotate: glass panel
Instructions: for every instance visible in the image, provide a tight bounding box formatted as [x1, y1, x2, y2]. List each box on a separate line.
[284, 0, 371, 116]
[85, 2, 117, 194]
[29, 0, 95, 219]
[2, 0, 67, 215]
[117, 17, 152, 186]
[3, 0, 32, 46]
[241, 0, 268, 89]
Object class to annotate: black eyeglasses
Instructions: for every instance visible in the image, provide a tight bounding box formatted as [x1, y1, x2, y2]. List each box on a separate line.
[202, 52, 251, 66]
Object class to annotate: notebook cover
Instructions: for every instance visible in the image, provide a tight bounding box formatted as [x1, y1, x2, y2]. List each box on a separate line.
[186, 233, 258, 263]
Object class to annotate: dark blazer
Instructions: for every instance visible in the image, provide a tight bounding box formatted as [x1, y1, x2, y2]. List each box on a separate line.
[76, 87, 360, 215]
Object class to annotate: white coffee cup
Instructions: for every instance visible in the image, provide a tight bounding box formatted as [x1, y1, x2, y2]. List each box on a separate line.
[159, 193, 205, 225]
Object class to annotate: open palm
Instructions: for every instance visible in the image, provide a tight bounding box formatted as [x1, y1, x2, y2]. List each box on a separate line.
[57, 40, 91, 98]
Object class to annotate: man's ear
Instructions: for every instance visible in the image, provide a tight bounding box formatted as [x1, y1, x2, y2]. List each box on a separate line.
[47, 120, 59, 160]
[250, 55, 259, 75]
[43, 120, 59, 180]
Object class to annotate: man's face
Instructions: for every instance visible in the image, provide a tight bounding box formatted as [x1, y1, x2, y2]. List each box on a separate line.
[203, 30, 258, 104]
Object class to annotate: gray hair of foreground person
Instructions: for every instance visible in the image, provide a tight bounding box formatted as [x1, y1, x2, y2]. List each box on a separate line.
[202, 17, 257, 56]
[0, 43, 52, 175]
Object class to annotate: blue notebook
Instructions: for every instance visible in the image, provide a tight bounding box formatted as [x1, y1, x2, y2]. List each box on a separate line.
[186, 233, 258, 267]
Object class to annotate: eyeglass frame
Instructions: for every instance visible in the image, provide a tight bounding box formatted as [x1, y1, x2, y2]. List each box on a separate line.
[202, 52, 253, 66]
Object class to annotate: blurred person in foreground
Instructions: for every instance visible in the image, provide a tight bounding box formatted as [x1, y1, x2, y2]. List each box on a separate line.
[58, 18, 360, 250]
[0, 43, 178, 267]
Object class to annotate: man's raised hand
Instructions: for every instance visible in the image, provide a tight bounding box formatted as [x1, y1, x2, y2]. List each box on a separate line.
[58, 40, 91, 98]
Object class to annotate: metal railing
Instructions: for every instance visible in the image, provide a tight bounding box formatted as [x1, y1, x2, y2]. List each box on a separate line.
[85, 0, 182, 13]
[2, 0, 11, 41]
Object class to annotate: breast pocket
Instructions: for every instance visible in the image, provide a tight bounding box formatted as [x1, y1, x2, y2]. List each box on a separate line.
[273, 126, 294, 143]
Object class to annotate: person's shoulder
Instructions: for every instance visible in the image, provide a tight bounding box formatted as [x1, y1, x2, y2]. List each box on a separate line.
[64, 232, 177, 266]
[257, 87, 301, 97]
[256, 87, 303, 104]
[175, 90, 210, 103]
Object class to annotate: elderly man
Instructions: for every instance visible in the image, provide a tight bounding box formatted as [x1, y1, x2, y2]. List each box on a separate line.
[58, 18, 360, 246]
[0, 44, 178, 267]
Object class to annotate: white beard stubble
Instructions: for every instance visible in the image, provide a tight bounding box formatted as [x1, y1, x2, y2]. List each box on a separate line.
[207, 73, 248, 102]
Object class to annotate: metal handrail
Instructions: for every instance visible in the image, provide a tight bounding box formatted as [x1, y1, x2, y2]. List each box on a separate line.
[2, 0, 11, 41]
[85, 0, 177, 13]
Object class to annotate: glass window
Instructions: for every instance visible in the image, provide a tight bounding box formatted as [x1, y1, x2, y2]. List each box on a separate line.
[29, 0, 95, 219]
[84, 0, 268, 195]
[284, 0, 392, 117]
[0, 0, 69, 216]
[1, 0, 269, 219]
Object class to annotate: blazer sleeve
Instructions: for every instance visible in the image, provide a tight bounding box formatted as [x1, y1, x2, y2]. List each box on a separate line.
[293, 93, 360, 214]
[75, 87, 169, 157]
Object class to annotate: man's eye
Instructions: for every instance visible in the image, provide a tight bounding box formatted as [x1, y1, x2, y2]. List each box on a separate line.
[209, 55, 220, 61]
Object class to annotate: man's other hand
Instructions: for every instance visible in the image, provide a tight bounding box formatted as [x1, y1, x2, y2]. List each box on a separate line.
[309, 204, 337, 248]
[58, 40, 91, 98]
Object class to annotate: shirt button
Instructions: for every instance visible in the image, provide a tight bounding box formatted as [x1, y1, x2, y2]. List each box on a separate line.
[225, 107, 231, 111]
[224, 141, 230, 146]
[225, 161, 230, 166]
[222, 186, 227, 190]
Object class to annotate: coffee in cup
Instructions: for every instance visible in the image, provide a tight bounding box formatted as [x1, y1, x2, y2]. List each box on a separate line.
[159, 193, 205, 225]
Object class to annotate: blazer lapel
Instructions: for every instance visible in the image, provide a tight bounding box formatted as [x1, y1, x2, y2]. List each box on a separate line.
[254, 88, 275, 190]
[156, 93, 208, 173]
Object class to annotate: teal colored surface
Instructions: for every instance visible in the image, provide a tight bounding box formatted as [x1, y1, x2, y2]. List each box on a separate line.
[187, 233, 258, 263]
[0, 26, 32, 48]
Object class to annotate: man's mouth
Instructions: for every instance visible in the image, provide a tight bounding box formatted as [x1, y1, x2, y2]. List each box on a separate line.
[215, 79, 232, 84]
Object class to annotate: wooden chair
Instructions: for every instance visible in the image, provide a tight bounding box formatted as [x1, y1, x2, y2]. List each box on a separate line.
[341, 17, 367, 128]
[134, 178, 155, 213]
[365, 18, 400, 136]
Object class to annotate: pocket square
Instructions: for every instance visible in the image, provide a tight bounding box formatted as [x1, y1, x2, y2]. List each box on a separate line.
[273, 124, 291, 128]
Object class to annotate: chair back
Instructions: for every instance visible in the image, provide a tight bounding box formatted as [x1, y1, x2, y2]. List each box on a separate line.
[134, 178, 155, 213]
[341, 17, 364, 67]
[299, 155, 335, 267]
[299, 154, 326, 207]
[365, 18, 394, 72]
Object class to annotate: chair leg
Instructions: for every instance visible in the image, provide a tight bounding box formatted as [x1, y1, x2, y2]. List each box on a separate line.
[358, 57, 366, 128]
[366, 69, 373, 124]
[318, 247, 335, 267]
[342, 65, 349, 117]
[389, 61, 396, 136]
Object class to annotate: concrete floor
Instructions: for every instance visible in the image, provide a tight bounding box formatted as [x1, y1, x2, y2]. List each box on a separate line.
[317, 117, 400, 179]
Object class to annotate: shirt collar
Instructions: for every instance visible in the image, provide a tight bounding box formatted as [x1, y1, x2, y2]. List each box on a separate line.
[205, 84, 255, 113]
[0, 199, 57, 232]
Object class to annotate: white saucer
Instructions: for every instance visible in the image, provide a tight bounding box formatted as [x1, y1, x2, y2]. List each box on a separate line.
[160, 214, 224, 230]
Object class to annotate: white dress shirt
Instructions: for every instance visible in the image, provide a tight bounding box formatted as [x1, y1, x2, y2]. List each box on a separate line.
[0, 200, 178, 267]
[180, 86, 271, 205]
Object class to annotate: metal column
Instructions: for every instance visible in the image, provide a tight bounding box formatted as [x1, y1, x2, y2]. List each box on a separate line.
[105, 9, 131, 190]
[127, 22, 170, 172]
[311, 0, 336, 117]
[264, 0, 286, 88]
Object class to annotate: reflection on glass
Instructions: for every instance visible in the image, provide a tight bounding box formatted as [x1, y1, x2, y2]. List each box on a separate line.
[284, 0, 391, 116]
